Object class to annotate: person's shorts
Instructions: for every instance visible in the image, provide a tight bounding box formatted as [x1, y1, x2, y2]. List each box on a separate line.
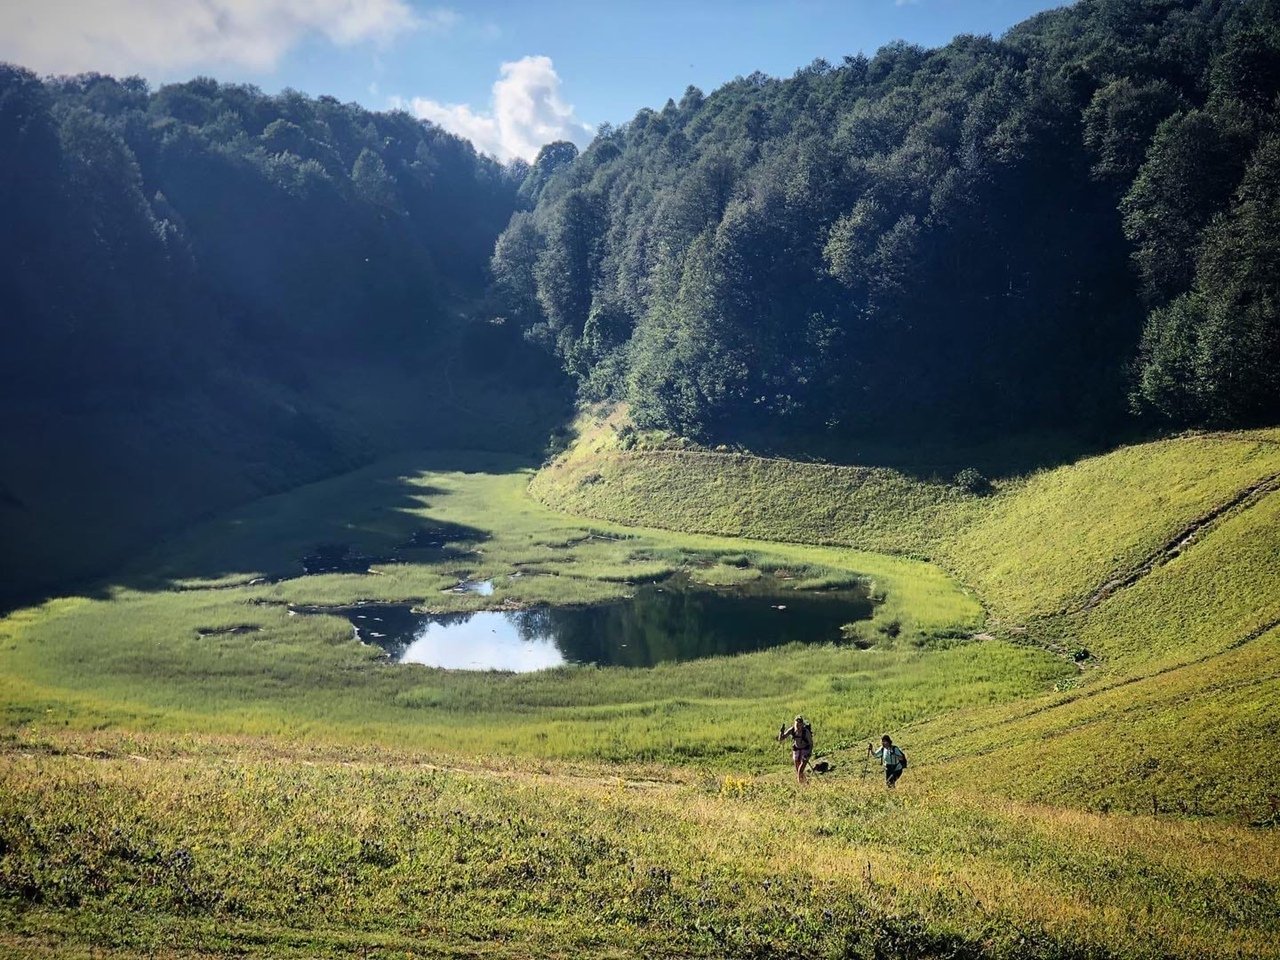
[793, 748, 812, 763]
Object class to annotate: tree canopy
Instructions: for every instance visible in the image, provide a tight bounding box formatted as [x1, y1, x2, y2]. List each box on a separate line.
[491, 0, 1280, 440]
[0, 69, 567, 604]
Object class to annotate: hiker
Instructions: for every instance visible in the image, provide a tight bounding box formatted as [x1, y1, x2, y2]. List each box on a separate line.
[868, 734, 907, 788]
[779, 715, 814, 783]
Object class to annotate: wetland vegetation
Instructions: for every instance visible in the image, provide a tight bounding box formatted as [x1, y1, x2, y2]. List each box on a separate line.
[297, 572, 875, 671]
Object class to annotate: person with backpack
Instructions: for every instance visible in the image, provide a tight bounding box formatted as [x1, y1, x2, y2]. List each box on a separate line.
[868, 734, 907, 788]
[779, 715, 814, 783]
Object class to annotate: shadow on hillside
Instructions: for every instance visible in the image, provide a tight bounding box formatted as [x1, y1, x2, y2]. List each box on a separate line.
[725, 425, 1161, 483]
[1, 447, 539, 613]
[0, 336, 575, 615]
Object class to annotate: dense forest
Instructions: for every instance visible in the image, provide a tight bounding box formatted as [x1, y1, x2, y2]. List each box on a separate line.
[0, 68, 536, 394]
[0, 69, 565, 603]
[4, 0, 1280, 600]
[492, 0, 1280, 440]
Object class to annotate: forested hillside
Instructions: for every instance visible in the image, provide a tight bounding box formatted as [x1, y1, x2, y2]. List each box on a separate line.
[492, 0, 1280, 441]
[0, 68, 564, 604]
[6, 0, 1280, 601]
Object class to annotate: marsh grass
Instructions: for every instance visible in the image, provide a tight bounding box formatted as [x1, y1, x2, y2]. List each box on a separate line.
[0, 451, 999, 771]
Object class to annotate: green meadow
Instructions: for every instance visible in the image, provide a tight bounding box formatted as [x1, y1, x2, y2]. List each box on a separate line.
[0, 451, 999, 760]
[2, 419, 1279, 957]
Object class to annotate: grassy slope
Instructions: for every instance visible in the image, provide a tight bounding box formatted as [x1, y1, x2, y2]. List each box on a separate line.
[535, 414, 1280, 625]
[4, 420, 1280, 957]
[530, 417, 1280, 819]
[4, 732, 1278, 960]
[530, 413, 980, 559]
[922, 625, 1280, 817]
[913, 461, 1280, 818]
[945, 431, 1280, 624]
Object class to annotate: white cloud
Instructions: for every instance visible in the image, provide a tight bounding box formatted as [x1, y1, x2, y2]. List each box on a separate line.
[0, 0, 444, 76]
[400, 55, 592, 162]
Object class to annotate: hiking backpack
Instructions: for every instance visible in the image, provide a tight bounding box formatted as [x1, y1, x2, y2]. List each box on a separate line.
[799, 720, 813, 748]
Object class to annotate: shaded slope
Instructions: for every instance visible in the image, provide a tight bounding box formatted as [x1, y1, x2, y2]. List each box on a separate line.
[0, 68, 568, 608]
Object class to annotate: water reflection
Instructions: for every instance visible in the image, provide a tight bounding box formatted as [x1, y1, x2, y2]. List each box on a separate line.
[399, 610, 565, 670]
[299, 576, 874, 672]
[444, 579, 495, 596]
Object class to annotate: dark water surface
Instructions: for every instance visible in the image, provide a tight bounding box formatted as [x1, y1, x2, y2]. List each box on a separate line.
[296, 577, 874, 671]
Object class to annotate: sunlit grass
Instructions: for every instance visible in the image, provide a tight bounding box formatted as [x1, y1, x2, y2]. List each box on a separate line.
[946, 430, 1280, 623]
[3, 730, 1277, 959]
[5, 424, 1280, 957]
[538, 419, 1280, 627]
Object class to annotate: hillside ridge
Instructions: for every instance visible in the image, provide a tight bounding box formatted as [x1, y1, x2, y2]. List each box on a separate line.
[533, 416, 1280, 620]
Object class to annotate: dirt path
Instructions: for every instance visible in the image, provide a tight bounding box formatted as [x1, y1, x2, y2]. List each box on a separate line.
[1078, 471, 1280, 612]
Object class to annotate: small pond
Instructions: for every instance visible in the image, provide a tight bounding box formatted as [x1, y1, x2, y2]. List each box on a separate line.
[294, 576, 874, 671]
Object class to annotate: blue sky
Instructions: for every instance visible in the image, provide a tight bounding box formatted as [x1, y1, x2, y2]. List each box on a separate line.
[1, 0, 1070, 160]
